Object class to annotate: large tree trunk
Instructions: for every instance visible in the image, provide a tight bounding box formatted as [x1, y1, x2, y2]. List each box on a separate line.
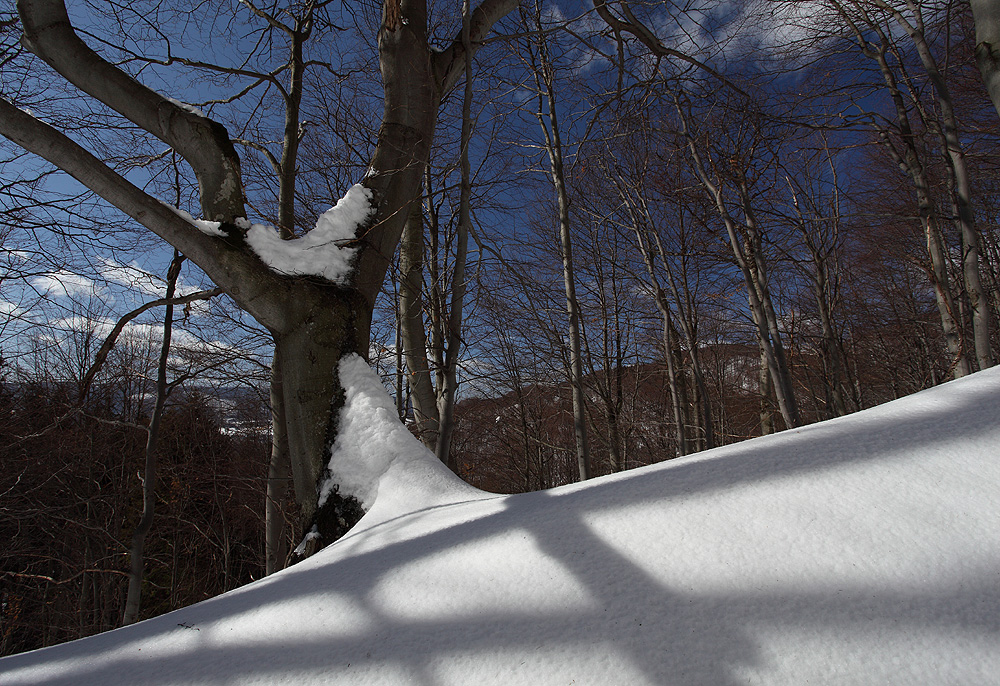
[274, 289, 372, 544]
[6, 0, 518, 554]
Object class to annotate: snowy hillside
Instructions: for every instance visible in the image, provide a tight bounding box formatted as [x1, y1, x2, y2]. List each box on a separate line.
[2, 361, 999, 686]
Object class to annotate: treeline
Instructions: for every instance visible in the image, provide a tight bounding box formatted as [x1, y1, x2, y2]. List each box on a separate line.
[0, 366, 268, 656]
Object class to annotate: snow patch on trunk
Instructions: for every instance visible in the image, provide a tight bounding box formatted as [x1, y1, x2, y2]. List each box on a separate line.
[319, 354, 487, 529]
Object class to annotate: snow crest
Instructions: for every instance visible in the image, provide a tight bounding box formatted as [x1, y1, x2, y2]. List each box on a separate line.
[244, 184, 374, 284]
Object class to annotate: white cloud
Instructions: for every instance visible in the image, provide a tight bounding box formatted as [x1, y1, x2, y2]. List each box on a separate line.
[0, 300, 25, 318]
[724, 0, 843, 63]
[30, 270, 109, 300]
[48, 315, 219, 356]
[97, 258, 167, 298]
[3, 250, 31, 262]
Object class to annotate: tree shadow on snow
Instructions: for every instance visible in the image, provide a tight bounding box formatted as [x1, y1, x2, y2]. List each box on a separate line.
[2, 373, 999, 685]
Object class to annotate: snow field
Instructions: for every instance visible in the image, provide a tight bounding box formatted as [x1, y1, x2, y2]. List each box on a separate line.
[2, 359, 998, 685]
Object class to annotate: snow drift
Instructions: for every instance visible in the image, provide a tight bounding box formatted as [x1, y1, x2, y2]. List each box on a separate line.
[2, 362, 998, 685]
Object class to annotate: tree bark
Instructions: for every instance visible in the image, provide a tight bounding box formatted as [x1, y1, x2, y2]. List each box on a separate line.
[399, 201, 441, 449]
[843, 9, 970, 376]
[436, 0, 474, 469]
[265, 350, 291, 576]
[877, 0, 993, 369]
[18, 0, 245, 222]
[972, 0, 1000, 118]
[621, 203, 689, 455]
[675, 96, 800, 429]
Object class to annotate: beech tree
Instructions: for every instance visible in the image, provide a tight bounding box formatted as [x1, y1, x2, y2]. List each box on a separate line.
[602, 144, 717, 453]
[0, 0, 518, 551]
[825, 0, 986, 377]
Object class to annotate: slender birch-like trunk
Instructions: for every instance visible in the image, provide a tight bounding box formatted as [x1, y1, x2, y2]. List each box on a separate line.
[435, 0, 474, 469]
[675, 95, 799, 429]
[123, 252, 182, 625]
[529, 2, 591, 480]
[399, 201, 441, 449]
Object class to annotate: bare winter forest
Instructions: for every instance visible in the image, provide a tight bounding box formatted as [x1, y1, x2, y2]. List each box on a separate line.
[2, 0, 999, 657]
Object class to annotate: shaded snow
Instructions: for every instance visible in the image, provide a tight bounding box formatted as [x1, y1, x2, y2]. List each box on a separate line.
[165, 97, 206, 117]
[2, 365, 999, 685]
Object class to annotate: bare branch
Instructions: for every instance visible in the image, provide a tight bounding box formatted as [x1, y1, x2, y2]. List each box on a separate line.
[0, 96, 288, 329]
[18, 0, 245, 221]
[433, 0, 520, 94]
[78, 287, 225, 402]
[592, 0, 746, 96]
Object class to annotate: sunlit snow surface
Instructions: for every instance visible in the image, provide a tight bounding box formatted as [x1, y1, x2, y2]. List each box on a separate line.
[3, 361, 999, 685]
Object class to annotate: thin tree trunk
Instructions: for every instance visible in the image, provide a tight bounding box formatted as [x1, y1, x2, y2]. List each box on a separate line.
[394, 275, 405, 421]
[857, 25, 969, 376]
[530, 3, 591, 480]
[265, 350, 291, 576]
[899, 0, 993, 369]
[870, 0, 993, 369]
[122, 252, 182, 625]
[675, 95, 799, 429]
[435, 0, 473, 469]
[653, 230, 715, 450]
[661, 310, 688, 455]
[759, 343, 774, 436]
[399, 201, 440, 449]
[738, 178, 800, 426]
[426, 166, 447, 410]
[277, 21, 307, 239]
[787, 166, 850, 417]
[624, 207, 688, 455]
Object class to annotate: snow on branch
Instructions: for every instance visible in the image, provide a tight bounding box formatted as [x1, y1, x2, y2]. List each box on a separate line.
[243, 184, 374, 284]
